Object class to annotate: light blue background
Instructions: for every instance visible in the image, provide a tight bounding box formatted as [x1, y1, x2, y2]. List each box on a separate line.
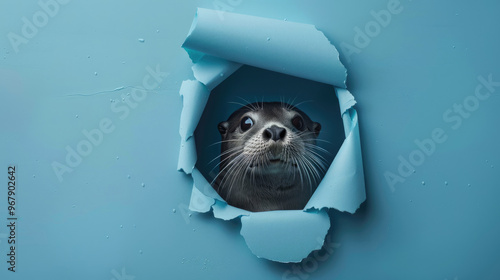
[1, 0, 499, 279]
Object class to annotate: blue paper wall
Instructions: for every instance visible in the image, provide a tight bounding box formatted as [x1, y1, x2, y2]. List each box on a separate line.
[1, 0, 499, 279]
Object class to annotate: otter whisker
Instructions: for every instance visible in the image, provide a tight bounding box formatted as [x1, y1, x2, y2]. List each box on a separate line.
[207, 151, 244, 178]
[286, 96, 298, 110]
[303, 145, 330, 167]
[302, 155, 323, 182]
[207, 147, 243, 172]
[290, 100, 314, 109]
[280, 96, 285, 110]
[315, 138, 333, 145]
[226, 155, 254, 200]
[229, 98, 259, 111]
[302, 148, 327, 174]
[303, 143, 331, 155]
[296, 155, 315, 193]
[220, 156, 248, 200]
[207, 146, 243, 166]
[228, 101, 252, 111]
[213, 101, 327, 212]
[212, 152, 245, 186]
[291, 156, 306, 191]
[208, 139, 242, 147]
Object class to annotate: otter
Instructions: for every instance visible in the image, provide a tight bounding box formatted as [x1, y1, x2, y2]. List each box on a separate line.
[213, 102, 325, 212]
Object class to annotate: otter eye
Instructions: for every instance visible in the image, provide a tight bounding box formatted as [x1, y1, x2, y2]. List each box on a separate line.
[292, 116, 304, 130]
[240, 116, 254, 132]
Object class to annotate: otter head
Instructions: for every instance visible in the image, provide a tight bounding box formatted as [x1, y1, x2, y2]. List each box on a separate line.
[215, 102, 324, 212]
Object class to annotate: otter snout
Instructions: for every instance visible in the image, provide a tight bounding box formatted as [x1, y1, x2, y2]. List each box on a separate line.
[263, 125, 286, 142]
[215, 101, 325, 212]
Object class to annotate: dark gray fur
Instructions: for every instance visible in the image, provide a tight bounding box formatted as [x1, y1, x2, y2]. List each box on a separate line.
[214, 102, 324, 212]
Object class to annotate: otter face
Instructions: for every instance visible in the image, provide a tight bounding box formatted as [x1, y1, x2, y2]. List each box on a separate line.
[214, 102, 325, 212]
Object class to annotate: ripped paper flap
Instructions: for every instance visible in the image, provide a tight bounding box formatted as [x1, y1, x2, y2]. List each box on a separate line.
[182, 8, 347, 88]
[178, 8, 366, 263]
[240, 210, 330, 263]
[191, 55, 242, 91]
[305, 89, 366, 213]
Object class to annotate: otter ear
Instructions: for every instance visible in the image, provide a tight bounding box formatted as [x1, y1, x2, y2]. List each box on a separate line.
[312, 122, 321, 137]
[218, 121, 229, 135]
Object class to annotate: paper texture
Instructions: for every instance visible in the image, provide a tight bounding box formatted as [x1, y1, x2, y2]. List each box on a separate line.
[182, 8, 347, 88]
[240, 210, 330, 263]
[177, 8, 366, 263]
[305, 88, 366, 213]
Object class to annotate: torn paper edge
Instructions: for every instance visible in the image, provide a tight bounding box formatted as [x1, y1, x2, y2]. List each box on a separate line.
[304, 88, 366, 213]
[240, 209, 330, 263]
[177, 8, 366, 263]
[182, 8, 347, 88]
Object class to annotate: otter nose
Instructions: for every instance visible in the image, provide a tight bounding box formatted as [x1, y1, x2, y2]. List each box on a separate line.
[263, 125, 286, 142]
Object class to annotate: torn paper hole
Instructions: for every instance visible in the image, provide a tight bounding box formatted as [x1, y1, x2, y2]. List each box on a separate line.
[195, 65, 346, 208]
[177, 8, 366, 263]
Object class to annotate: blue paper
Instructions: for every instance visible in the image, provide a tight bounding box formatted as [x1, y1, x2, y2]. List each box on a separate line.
[240, 210, 330, 263]
[178, 8, 366, 262]
[183, 8, 347, 88]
